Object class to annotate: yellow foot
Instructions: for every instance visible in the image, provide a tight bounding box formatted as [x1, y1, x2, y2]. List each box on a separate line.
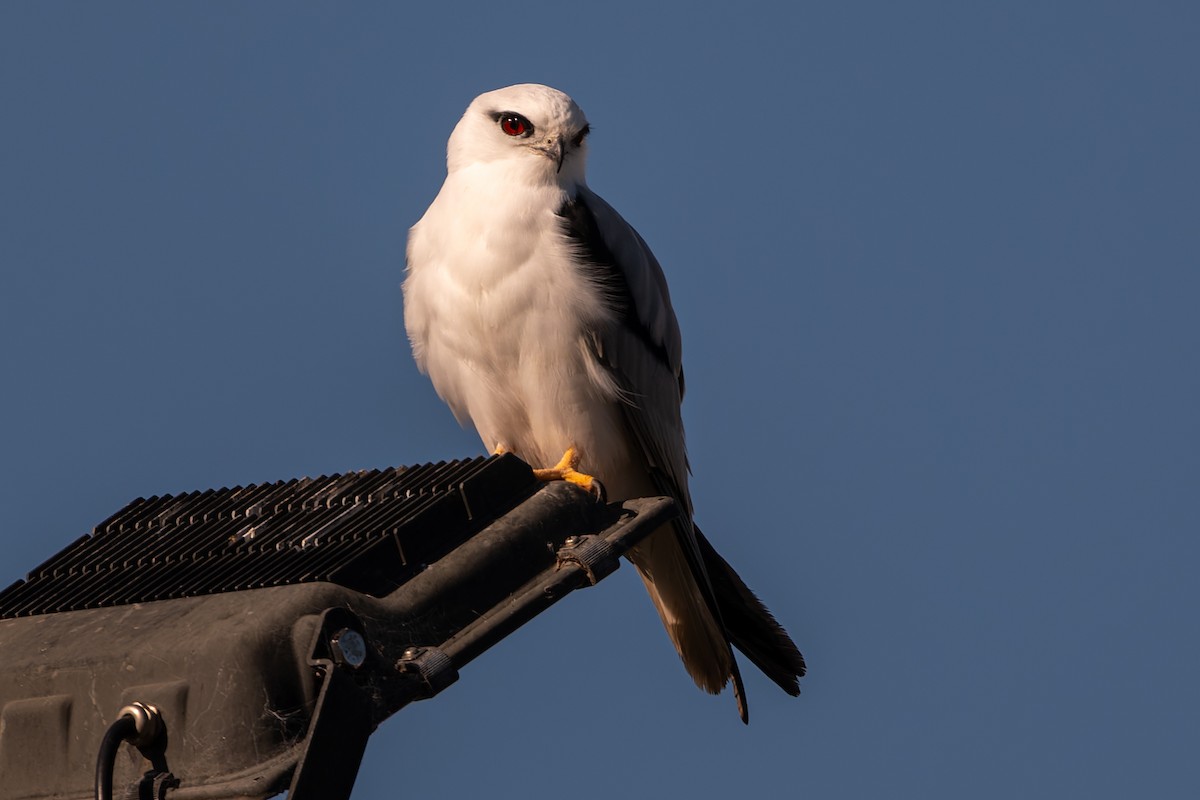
[532, 447, 605, 501]
[492, 444, 509, 455]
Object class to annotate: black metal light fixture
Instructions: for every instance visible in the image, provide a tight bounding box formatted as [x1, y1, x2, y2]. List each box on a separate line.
[0, 455, 674, 800]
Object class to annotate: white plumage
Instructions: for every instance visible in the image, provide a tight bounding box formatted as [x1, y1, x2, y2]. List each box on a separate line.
[404, 84, 804, 720]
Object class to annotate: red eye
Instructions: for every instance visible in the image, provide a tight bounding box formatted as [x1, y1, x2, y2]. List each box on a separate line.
[499, 113, 532, 137]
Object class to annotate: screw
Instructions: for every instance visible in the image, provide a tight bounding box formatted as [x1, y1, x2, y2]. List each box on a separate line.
[563, 536, 580, 548]
[401, 646, 421, 660]
[330, 628, 367, 669]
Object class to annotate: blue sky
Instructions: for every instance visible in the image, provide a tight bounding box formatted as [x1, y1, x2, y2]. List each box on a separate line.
[2, 2, 1197, 798]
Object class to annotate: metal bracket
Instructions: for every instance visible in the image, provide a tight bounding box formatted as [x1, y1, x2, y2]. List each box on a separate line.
[286, 664, 373, 800]
[556, 534, 619, 585]
[396, 646, 459, 699]
[137, 769, 180, 799]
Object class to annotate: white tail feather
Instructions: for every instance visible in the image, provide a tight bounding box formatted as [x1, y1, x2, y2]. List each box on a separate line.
[626, 525, 731, 694]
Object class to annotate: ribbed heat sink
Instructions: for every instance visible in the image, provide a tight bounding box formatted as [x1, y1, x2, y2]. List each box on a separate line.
[0, 455, 540, 619]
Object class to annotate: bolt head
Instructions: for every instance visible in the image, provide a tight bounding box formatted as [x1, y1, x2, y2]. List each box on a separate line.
[330, 628, 367, 669]
[563, 536, 580, 548]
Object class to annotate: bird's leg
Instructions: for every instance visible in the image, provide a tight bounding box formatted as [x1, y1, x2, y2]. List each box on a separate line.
[532, 446, 605, 500]
[492, 444, 509, 455]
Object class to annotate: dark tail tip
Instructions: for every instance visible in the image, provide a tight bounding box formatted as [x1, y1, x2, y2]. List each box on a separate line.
[697, 526, 807, 697]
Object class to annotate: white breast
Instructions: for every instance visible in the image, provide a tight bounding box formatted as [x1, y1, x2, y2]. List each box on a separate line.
[404, 162, 627, 470]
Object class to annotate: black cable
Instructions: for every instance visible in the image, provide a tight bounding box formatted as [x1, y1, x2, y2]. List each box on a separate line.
[94, 714, 136, 800]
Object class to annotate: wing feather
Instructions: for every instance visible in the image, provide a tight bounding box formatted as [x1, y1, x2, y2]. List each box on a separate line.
[559, 188, 751, 718]
[559, 187, 690, 502]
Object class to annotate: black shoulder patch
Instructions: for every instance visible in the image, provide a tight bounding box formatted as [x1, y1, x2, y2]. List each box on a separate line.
[556, 194, 674, 371]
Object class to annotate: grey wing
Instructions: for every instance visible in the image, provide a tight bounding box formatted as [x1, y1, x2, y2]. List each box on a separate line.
[561, 186, 752, 718]
[559, 186, 691, 513]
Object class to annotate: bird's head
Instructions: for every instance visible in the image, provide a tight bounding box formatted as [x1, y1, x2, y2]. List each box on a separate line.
[446, 84, 591, 185]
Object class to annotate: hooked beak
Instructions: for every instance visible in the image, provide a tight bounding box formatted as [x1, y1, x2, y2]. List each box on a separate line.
[535, 135, 567, 173]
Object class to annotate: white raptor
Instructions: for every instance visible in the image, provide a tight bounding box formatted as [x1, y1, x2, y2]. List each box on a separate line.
[404, 83, 804, 721]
